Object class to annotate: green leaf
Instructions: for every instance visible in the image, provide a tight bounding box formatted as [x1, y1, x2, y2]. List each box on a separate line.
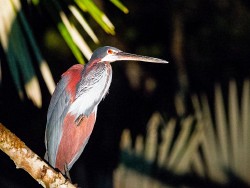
[58, 22, 85, 64]
[110, 0, 129, 14]
[6, 47, 23, 99]
[69, 5, 99, 44]
[14, 5, 55, 94]
[31, 0, 40, 6]
[43, 1, 85, 64]
[75, 0, 115, 35]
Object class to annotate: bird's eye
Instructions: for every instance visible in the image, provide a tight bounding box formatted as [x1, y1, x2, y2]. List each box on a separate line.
[107, 49, 114, 54]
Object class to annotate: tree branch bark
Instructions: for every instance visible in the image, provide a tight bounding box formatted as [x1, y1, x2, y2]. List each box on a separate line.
[0, 123, 76, 188]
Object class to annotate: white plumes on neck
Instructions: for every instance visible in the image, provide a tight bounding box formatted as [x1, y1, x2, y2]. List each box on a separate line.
[68, 65, 112, 118]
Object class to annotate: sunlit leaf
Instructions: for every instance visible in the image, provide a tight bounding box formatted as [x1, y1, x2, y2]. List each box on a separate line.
[110, 0, 129, 14]
[10, 18, 42, 107]
[59, 10, 92, 60]
[0, 0, 42, 107]
[44, 1, 85, 64]
[69, 5, 99, 44]
[54, 0, 91, 62]
[12, 0, 55, 94]
[58, 22, 85, 64]
[1, 0, 129, 107]
[75, 0, 115, 35]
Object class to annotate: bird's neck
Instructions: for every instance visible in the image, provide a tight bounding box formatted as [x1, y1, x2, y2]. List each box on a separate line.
[70, 61, 112, 117]
[84, 58, 101, 73]
[75, 61, 112, 99]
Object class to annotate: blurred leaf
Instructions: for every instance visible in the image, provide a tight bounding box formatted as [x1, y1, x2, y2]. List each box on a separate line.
[116, 79, 250, 186]
[69, 5, 99, 44]
[110, 0, 129, 14]
[59, 10, 92, 60]
[31, 0, 40, 6]
[44, 1, 86, 64]
[75, 0, 115, 35]
[0, 0, 129, 107]
[12, 0, 55, 94]
[58, 22, 85, 64]
[10, 13, 42, 107]
[0, 0, 42, 107]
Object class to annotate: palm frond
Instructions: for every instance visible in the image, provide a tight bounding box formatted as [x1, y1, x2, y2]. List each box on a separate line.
[115, 79, 250, 187]
[0, 0, 44, 107]
[75, 0, 115, 35]
[0, 0, 128, 107]
[109, 0, 129, 14]
[69, 5, 99, 44]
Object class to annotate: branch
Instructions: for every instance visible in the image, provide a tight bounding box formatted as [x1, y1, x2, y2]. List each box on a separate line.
[0, 123, 76, 188]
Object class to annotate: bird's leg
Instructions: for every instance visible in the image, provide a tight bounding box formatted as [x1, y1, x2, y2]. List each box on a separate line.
[64, 163, 71, 181]
[64, 164, 80, 187]
[75, 114, 85, 126]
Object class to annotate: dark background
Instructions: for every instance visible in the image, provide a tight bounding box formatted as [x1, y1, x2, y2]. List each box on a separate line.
[1, 0, 250, 187]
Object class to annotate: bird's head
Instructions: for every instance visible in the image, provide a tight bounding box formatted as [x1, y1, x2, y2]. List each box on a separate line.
[90, 46, 122, 63]
[90, 46, 168, 64]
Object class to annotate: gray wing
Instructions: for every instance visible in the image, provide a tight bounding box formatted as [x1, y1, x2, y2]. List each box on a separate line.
[45, 76, 70, 167]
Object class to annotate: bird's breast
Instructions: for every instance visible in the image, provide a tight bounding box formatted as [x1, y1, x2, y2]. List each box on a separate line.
[68, 62, 112, 117]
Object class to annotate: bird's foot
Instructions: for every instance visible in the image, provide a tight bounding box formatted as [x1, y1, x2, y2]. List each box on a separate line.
[64, 163, 72, 181]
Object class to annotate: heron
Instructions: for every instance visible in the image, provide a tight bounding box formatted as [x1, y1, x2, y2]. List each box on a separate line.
[45, 46, 168, 177]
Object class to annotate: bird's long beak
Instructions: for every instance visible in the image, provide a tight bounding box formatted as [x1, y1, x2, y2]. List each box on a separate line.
[116, 52, 168, 64]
